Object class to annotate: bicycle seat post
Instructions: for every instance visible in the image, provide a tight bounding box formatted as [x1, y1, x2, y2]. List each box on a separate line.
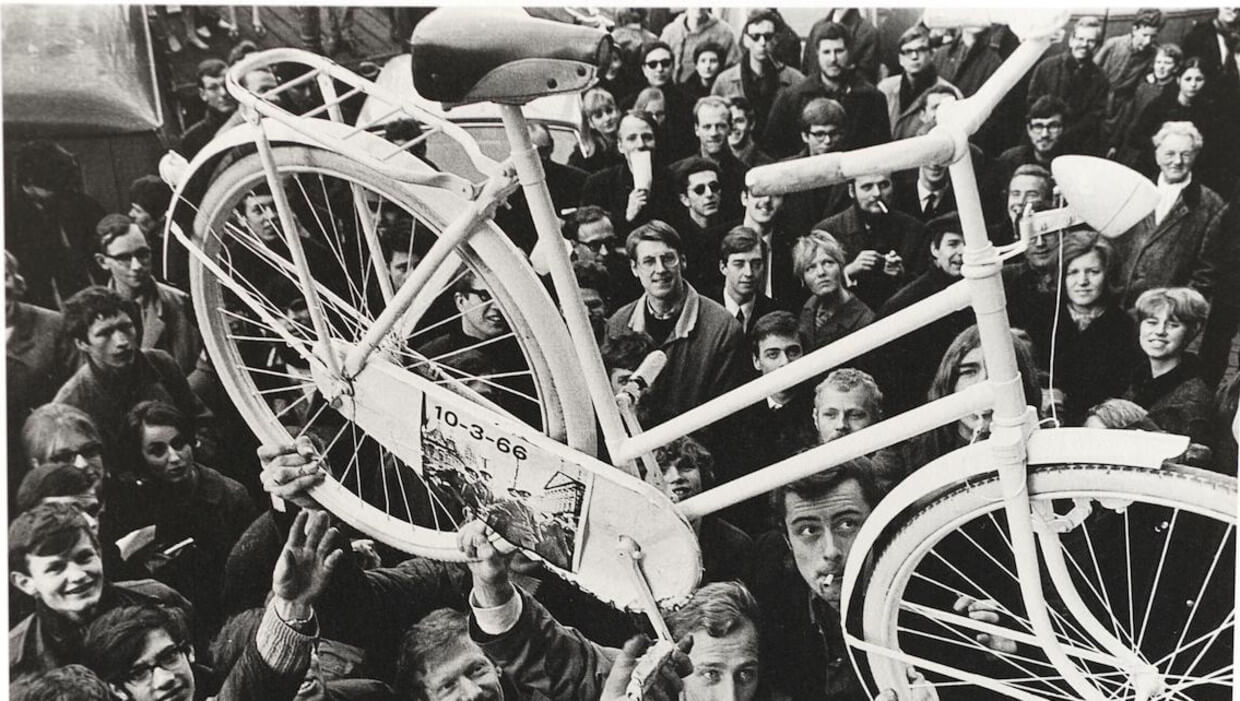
[496, 104, 630, 461]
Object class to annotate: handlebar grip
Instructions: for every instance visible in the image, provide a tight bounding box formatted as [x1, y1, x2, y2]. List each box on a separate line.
[625, 350, 668, 393]
[746, 132, 958, 196]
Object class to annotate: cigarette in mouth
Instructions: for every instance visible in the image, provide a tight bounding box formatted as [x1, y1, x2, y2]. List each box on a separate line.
[822, 573, 836, 587]
[875, 200, 889, 214]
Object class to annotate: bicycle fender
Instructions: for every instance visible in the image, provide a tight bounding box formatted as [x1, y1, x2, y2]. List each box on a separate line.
[839, 427, 1190, 625]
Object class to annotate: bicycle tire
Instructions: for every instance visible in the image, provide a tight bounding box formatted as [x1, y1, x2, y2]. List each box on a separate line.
[857, 462, 1236, 700]
[190, 145, 595, 559]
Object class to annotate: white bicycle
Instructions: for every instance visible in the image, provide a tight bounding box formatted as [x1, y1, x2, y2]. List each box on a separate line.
[162, 8, 1234, 700]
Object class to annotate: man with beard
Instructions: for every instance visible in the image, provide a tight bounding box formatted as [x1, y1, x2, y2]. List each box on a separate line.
[1026, 16, 1110, 155]
[94, 214, 200, 375]
[814, 172, 929, 311]
[178, 59, 237, 159]
[764, 20, 890, 159]
[997, 96, 1071, 186]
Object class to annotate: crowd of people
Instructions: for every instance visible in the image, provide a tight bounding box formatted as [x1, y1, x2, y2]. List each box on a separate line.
[5, 6, 1240, 701]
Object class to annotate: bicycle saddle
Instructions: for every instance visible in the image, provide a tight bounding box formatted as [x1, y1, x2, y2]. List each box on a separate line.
[410, 8, 612, 106]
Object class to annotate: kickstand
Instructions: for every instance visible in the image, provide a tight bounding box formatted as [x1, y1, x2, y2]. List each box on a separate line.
[617, 535, 674, 641]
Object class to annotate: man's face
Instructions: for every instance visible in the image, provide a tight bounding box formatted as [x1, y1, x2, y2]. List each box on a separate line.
[116, 629, 195, 701]
[744, 20, 776, 64]
[920, 92, 956, 127]
[696, 104, 732, 158]
[814, 386, 876, 443]
[631, 240, 684, 302]
[801, 122, 844, 156]
[931, 232, 965, 277]
[11, 530, 104, 622]
[684, 623, 761, 701]
[681, 171, 722, 220]
[455, 283, 508, 341]
[617, 115, 656, 157]
[243, 69, 280, 102]
[388, 250, 419, 289]
[1026, 227, 1064, 272]
[1221, 7, 1238, 24]
[753, 333, 802, 376]
[141, 423, 196, 486]
[742, 191, 783, 227]
[76, 313, 136, 372]
[898, 36, 932, 76]
[851, 174, 893, 214]
[721, 247, 764, 302]
[36, 425, 105, 481]
[1026, 114, 1064, 156]
[1155, 132, 1198, 185]
[97, 227, 153, 292]
[243, 193, 279, 241]
[1006, 174, 1050, 223]
[920, 162, 948, 187]
[728, 106, 751, 147]
[784, 478, 872, 607]
[642, 95, 668, 126]
[1153, 52, 1178, 80]
[953, 345, 993, 438]
[575, 218, 615, 266]
[817, 37, 850, 80]
[129, 203, 159, 236]
[199, 73, 235, 115]
[609, 368, 634, 395]
[696, 51, 721, 83]
[1069, 26, 1102, 61]
[642, 48, 674, 88]
[660, 455, 703, 503]
[420, 639, 503, 701]
[1131, 25, 1158, 52]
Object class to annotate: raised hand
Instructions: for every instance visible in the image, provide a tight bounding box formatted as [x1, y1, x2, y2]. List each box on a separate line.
[602, 635, 694, 701]
[271, 509, 345, 621]
[457, 519, 518, 607]
[258, 436, 326, 509]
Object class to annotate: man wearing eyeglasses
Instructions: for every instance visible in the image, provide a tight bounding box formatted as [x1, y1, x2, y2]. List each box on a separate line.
[712, 9, 804, 138]
[606, 220, 746, 427]
[1026, 16, 1110, 156]
[997, 95, 1071, 187]
[877, 25, 960, 140]
[779, 98, 855, 244]
[94, 214, 200, 375]
[673, 96, 747, 221]
[671, 158, 734, 297]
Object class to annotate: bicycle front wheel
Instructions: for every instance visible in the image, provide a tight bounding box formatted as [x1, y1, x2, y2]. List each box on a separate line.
[857, 462, 1236, 700]
[189, 146, 594, 558]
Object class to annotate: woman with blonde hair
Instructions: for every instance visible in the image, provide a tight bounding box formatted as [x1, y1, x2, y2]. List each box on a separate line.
[792, 230, 874, 351]
[569, 87, 623, 173]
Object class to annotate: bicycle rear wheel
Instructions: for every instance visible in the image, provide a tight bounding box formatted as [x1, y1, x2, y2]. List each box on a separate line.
[189, 146, 594, 558]
[856, 463, 1236, 700]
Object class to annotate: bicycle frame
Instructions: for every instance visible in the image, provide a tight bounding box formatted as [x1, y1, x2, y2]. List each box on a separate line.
[183, 16, 1173, 696]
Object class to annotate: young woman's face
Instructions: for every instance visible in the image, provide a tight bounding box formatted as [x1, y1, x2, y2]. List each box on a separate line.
[588, 100, 620, 136]
[1065, 250, 1106, 308]
[1179, 67, 1205, 100]
[140, 423, 196, 485]
[1152, 53, 1177, 81]
[802, 249, 842, 298]
[1139, 308, 1191, 362]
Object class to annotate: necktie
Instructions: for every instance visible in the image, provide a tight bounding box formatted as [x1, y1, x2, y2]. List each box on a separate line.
[736, 308, 745, 329]
[923, 192, 937, 216]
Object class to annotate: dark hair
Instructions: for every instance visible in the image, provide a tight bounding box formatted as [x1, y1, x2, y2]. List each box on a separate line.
[227, 40, 260, 66]
[814, 21, 852, 51]
[8, 502, 99, 575]
[396, 607, 473, 698]
[616, 8, 644, 26]
[11, 665, 112, 701]
[1133, 8, 1164, 29]
[16, 140, 80, 193]
[896, 25, 931, 50]
[719, 225, 767, 263]
[625, 220, 684, 260]
[16, 463, 97, 514]
[449, 269, 481, 297]
[920, 83, 961, 106]
[564, 205, 610, 241]
[639, 40, 673, 65]
[654, 435, 716, 487]
[665, 580, 761, 641]
[123, 401, 194, 479]
[750, 310, 802, 356]
[927, 212, 963, 247]
[674, 156, 721, 195]
[799, 97, 846, 131]
[95, 213, 136, 255]
[196, 58, 228, 89]
[693, 41, 725, 64]
[928, 325, 1040, 405]
[771, 460, 882, 529]
[1027, 95, 1069, 122]
[742, 9, 781, 37]
[727, 95, 754, 118]
[81, 604, 191, 684]
[602, 330, 655, 372]
[62, 286, 132, 343]
[385, 118, 429, 157]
